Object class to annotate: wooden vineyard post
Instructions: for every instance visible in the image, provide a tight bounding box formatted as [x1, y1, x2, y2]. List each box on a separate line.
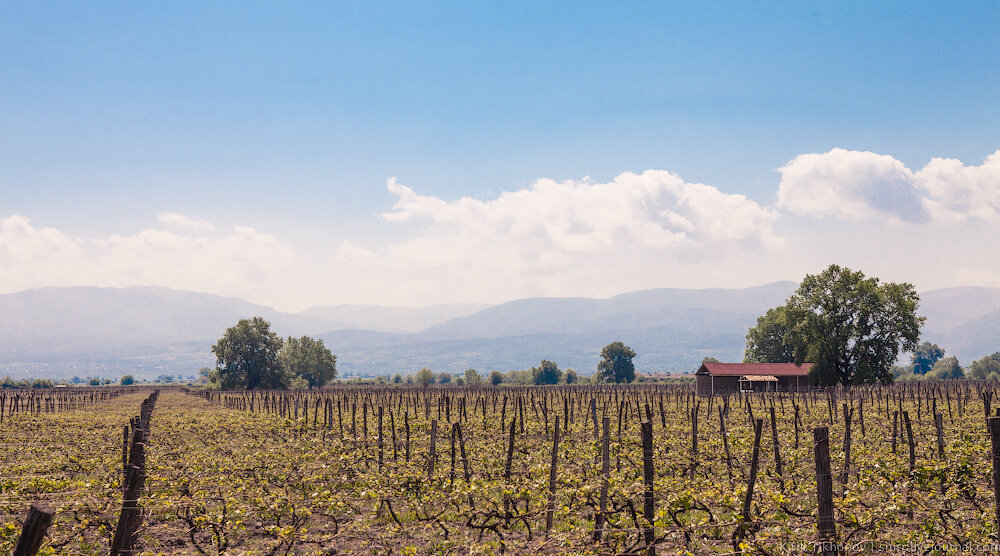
[390, 409, 398, 461]
[449, 422, 457, 485]
[903, 411, 916, 473]
[593, 416, 610, 542]
[719, 406, 733, 486]
[690, 404, 699, 478]
[840, 404, 852, 487]
[793, 402, 800, 451]
[455, 422, 472, 481]
[734, 418, 763, 552]
[813, 427, 839, 555]
[590, 398, 598, 441]
[427, 419, 438, 478]
[641, 420, 655, 556]
[989, 417, 1000, 543]
[378, 406, 384, 472]
[545, 416, 560, 537]
[770, 406, 783, 491]
[13, 503, 54, 556]
[404, 412, 410, 462]
[934, 413, 945, 459]
[503, 417, 517, 515]
[122, 425, 129, 478]
[891, 410, 898, 454]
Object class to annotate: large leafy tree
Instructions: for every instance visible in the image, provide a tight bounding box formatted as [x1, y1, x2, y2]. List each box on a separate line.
[211, 317, 285, 390]
[278, 336, 337, 389]
[597, 342, 637, 383]
[745, 265, 923, 386]
[909, 341, 945, 375]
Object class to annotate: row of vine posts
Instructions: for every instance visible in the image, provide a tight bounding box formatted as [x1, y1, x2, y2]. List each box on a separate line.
[12, 389, 159, 556]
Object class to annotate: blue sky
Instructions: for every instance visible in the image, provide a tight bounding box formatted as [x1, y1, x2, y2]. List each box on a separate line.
[2, 2, 999, 310]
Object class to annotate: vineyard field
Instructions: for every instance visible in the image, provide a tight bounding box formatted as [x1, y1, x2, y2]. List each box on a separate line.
[3, 383, 1000, 555]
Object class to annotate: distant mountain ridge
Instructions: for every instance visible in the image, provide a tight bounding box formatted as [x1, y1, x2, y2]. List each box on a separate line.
[0, 282, 998, 378]
[300, 303, 490, 333]
[418, 282, 798, 340]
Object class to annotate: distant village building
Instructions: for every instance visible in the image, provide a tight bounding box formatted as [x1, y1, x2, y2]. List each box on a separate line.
[695, 362, 812, 395]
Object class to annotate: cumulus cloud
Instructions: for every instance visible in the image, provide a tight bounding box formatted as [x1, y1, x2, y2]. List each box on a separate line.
[340, 171, 784, 301]
[777, 148, 928, 222]
[777, 148, 1000, 223]
[918, 151, 1000, 221]
[0, 215, 290, 301]
[383, 171, 781, 254]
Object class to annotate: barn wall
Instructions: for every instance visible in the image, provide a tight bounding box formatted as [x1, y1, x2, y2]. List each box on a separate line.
[706, 376, 740, 394]
[696, 374, 712, 396]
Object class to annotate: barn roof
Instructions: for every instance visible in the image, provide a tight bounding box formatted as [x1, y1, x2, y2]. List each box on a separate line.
[696, 362, 811, 377]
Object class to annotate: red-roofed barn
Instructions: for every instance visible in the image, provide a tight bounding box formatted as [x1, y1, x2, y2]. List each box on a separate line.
[695, 362, 813, 395]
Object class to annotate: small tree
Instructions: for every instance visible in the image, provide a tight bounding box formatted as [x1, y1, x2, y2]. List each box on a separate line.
[564, 368, 578, 384]
[464, 369, 482, 385]
[120, 375, 135, 386]
[392, 373, 403, 384]
[488, 370, 504, 386]
[532, 360, 562, 385]
[927, 356, 964, 380]
[437, 372, 452, 384]
[278, 336, 337, 388]
[597, 342, 637, 383]
[415, 368, 435, 387]
[910, 342, 945, 375]
[89, 378, 101, 386]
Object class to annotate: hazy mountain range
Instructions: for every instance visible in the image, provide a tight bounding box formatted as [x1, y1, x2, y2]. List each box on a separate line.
[0, 282, 998, 379]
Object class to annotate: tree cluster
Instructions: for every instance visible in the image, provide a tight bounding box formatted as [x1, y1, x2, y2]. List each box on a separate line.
[207, 333, 641, 389]
[893, 351, 1000, 382]
[210, 317, 337, 390]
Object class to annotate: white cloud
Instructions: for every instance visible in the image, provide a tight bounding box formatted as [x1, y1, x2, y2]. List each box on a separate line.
[342, 171, 784, 302]
[777, 148, 928, 222]
[157, 211, 215, 231]
[918, 151, 1000, 221]
[384, 170, 781, 253]
[0, 215, 291, 302]
[777, 148, 1000, 223]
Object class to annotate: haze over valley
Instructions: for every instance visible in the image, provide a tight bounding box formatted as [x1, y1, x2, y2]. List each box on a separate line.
[3, 282, 998, 379]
